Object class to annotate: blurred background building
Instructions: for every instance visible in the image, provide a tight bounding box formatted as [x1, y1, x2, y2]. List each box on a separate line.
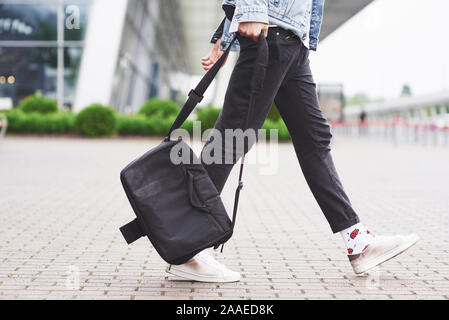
[9, 0, 431, 119]
[0, 0, 190, 112]
[0, 0, 375, 114]
[0, 0, 91, 109]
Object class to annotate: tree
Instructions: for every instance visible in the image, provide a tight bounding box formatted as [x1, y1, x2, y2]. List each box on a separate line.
[401, 84, 412, 97]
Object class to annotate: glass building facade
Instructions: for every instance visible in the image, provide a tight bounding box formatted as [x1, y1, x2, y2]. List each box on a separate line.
[0, 0, 188, 112]
[110, 0, 188, 113]
[0, 0, 90, 108]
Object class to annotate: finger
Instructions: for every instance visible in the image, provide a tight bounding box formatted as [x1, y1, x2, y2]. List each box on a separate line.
[238, 25, 247, 36]
[252, 27, 262, 41]
[202, 59, 213, 66]
[252, 32, 259, 42]
[263, 27, 268, 38]
[203, 56, 213, 63]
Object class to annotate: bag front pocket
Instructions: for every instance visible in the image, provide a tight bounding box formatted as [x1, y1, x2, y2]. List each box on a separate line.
[187, 169, 219, 210]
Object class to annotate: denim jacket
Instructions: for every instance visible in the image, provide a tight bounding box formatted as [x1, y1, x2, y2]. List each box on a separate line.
[212, 0, 325, 52]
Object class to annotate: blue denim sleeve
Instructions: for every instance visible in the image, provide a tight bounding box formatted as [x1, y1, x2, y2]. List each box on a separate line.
[309, 0, 325, 51]
[211, 17, 226, 44]
[220, 18, 241, 52]
[219, 0, 268, 52]
[234, 0, 269, 24]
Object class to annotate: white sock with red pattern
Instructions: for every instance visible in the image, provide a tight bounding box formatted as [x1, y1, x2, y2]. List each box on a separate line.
[340, 223, 374, 255]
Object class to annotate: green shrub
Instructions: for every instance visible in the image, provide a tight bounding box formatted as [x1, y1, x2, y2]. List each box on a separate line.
[75, 104, 116, 137]
[9, 111, 40, 133]
[180, 119, 194, 135]
[196, 106, 221, 132]
[267, 103, 281, 122]
[147, 115, 176, 136]
[116, 114, 150, 136]
[42, 112, 75, 133]
[5, 110, 74, 134]
[262, 119, 291, 141]
[116, 114, 186, 137]
[19, 94, 58, 114]
[138, 98, 180, 119]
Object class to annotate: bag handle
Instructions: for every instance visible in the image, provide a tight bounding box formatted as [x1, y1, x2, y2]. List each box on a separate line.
[232, 32, 268, 225]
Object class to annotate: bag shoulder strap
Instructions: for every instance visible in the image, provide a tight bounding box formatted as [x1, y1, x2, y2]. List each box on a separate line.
[220, 33, 268, 252]
[166, 34, 239, 139]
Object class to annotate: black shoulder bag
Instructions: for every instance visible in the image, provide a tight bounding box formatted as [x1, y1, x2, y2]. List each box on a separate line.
[119, 33, 268, 265]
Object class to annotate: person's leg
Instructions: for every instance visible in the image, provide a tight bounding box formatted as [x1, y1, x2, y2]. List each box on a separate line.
[274, 43, 360, 234]
[168, 30, 300, 282]
[274, 41, 419, 273]
[201, 32, 300, 193]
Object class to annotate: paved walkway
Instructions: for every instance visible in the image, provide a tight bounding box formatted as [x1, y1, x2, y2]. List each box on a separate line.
[0, 136, 448, 300]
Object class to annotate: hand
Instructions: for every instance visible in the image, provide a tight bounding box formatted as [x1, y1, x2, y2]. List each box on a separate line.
[201, 39, 228, 71]
[238, 22, 268, 41]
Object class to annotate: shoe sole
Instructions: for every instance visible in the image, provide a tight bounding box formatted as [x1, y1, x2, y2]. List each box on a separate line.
[165, 266, 241, 283]
[353, 234, 420, 274]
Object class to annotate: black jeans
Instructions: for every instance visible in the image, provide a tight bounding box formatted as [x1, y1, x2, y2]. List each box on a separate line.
[201, 28, 360, 233]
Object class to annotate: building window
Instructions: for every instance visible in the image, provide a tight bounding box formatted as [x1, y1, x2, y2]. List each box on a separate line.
[0, 0, 91, 107]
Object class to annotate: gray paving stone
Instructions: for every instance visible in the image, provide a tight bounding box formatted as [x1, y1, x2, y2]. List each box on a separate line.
[0, 136, 448, 299]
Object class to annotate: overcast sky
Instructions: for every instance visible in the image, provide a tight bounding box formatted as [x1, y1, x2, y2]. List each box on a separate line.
[309, 0, 449, 100]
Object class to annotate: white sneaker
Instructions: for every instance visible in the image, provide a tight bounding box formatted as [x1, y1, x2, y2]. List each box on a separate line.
[166, 250, 241, 283]
[349, 233, 420, 274]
